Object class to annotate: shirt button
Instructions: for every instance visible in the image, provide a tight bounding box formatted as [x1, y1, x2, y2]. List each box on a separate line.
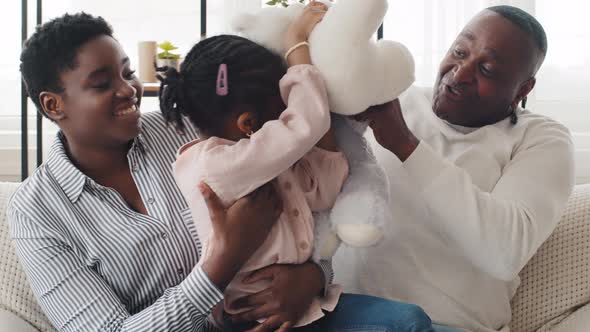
[161, 232, 169, 240]
[299, 242, 309, 250]
[292, 209, 300, 217]
[132, 164, 139, 173]
[284, 182, 292, 191]
[177, 268, 184, 275]
[147, 197, 155, 205]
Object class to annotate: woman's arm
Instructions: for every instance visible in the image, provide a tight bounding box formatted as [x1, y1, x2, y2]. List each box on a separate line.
[9, 183, 282, 332]
[11, 211, 217, 332]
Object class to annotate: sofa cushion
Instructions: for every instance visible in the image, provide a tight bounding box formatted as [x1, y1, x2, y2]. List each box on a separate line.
[510, 184, 590, 332]
[0, 182, 55, 332]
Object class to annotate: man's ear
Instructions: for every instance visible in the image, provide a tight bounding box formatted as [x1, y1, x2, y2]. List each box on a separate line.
[236, 112, 259, 136]
[514, 78, 536, 109]
[39, 92, 66, 121]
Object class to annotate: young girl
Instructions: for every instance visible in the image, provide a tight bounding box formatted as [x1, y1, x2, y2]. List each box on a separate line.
[160, 3, 345, 328]
[159, 3, 435, 332]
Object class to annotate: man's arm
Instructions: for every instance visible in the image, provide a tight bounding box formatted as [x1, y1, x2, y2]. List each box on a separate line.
[360, 100, 576, 281]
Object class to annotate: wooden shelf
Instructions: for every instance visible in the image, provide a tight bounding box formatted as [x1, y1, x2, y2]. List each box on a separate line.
[143, 83, 160, 97]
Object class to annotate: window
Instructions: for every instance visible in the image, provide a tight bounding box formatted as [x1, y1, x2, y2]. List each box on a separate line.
[1, 1, 28, 181]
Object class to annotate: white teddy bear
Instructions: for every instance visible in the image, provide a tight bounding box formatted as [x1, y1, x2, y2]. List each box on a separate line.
[232, 0, 415, 259]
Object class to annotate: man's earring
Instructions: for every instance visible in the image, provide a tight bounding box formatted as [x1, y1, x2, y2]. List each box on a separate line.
[521, 96, 528, 109]
[509, 104, 518, 125]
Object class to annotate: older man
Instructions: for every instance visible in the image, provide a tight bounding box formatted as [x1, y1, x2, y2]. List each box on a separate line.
[336, 5, 575, 332]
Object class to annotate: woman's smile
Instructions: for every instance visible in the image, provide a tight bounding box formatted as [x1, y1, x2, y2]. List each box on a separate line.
[114, 103, 139, 117]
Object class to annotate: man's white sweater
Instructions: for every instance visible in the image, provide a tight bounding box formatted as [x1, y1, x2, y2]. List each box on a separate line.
[333, 86, 576, 331]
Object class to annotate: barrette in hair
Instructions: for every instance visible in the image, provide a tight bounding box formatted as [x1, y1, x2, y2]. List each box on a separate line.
[216, 63, 228, 96]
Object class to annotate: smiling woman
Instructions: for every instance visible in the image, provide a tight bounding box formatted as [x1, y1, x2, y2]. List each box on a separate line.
[10, 12, 288, 331]
[38, 36, 143, 151]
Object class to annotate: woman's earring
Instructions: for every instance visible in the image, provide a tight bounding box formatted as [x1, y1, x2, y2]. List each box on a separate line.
[246, 130, 254, 137]
[521, 96, 528, 109]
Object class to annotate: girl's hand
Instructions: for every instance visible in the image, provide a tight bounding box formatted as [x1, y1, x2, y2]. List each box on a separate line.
[285, 1, 328, 49]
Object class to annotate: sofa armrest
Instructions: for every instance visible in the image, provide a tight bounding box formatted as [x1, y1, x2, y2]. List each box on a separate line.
[0, 308, 40, 332]
[546, 303, 590, 332]
[510, 184, 590, 332]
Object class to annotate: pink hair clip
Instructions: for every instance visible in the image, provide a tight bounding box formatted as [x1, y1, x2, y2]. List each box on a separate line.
[216, 63, 228, 96]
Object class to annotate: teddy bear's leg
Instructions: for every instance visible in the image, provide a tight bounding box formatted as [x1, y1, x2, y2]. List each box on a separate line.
[328, 115, 392, 248]
[313, 211, 342, 261]
[336, 223, 383, 248]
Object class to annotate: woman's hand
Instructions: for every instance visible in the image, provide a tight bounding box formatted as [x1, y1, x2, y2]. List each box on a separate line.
[229, 262, 324, 332]
[200, 182, 283, 290]
[354, 99, 419, 162]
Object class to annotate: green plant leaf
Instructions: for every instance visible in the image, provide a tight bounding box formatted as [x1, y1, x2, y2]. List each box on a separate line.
[158, 41, 179, 52]
[267, 0, 297, 7]
[157, 41, 180, 59]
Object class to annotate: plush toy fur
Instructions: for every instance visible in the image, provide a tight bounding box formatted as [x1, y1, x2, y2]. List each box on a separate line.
[232, 0, 415, 259]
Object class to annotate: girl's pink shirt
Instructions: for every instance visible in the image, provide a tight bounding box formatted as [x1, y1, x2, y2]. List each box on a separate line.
[173, 65, 348, 326]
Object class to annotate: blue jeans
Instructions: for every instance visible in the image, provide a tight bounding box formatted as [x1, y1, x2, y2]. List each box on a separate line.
[296, 293, 435, 332]
[432, 325, 461, 332]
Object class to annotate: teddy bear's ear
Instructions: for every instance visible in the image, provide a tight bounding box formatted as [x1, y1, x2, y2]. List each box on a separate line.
[231, 13, 257, 34]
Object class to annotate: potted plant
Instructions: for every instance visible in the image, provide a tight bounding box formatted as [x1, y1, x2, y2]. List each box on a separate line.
[156, 41, 181, 70]
[266, 0, 305, 7]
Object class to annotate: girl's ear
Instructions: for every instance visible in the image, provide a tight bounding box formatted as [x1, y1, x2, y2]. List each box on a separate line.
[236, 111, 258, 136]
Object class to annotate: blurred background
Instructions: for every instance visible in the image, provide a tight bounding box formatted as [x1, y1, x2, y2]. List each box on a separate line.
[3, 0, 588, 183]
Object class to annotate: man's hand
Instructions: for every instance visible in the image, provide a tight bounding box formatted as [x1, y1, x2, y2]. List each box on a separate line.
[354, 99, 419, 162]
[230, 263, 324, 332]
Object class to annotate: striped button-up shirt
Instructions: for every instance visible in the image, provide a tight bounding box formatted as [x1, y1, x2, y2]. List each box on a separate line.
[8, 111, 333, 332]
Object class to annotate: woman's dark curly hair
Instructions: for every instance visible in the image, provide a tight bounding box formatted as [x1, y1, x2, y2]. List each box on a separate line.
[158, 35, 287, 134]
[20, 12, 114, 118]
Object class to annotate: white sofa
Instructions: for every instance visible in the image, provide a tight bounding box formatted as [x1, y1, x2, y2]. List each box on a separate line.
[1, 181, 590, 332]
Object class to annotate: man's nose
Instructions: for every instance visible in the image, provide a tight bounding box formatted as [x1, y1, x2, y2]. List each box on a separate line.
[452, 61, 476, 85]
